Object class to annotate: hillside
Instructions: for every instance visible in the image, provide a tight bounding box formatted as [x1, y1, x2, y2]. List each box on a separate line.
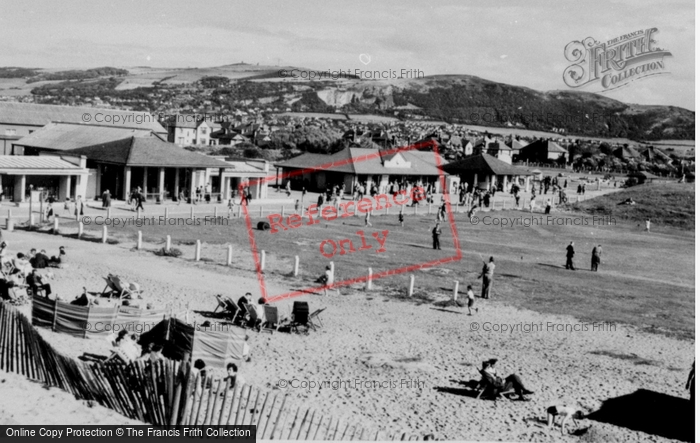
[0, 64, 694, 141]
[572, 182, 695, 230]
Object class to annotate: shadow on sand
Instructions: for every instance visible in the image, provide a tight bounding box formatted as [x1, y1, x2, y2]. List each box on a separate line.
[587, 389, 694, 442]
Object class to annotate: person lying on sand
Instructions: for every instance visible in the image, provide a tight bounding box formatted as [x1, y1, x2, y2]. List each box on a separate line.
[71, 287, 98, 306]
[546, 402, 585, 435]
[482, 358, 534, 401]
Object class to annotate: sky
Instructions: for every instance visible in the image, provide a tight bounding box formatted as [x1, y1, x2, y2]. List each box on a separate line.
[0, 0, 694, 110]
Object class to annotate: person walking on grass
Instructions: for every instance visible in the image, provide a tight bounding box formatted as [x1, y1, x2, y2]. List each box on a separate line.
[365, 211, 372, 227]
[645, 219, 651, 232]
[432, 221, 442, 250]
[565, 241, 576, 270]
[478, 257, 495, 299]
[591, 245, 602, 271]
[398, 209, 404, 227]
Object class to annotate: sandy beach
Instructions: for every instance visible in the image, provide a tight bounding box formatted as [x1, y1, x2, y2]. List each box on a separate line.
[1, 227, 693, 441]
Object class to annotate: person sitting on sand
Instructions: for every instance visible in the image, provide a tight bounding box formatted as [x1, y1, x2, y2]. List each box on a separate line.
[49, 246, 67, 268]
[224, 362, 246, 389]
[482, 358, 534, 401]
[71, 287, 98, 306]
[30, 249, 50, 269]
[12, 253, 32, 277]
[546, 402, 585, 435]
[0, 241, 11, 268]
[26, 268, 51, 297]
[138, 343, 165, 363]
[237, 292, 252, 312]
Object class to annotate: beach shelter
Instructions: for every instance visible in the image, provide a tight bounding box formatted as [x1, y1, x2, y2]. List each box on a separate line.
[139, 318, 247, 369]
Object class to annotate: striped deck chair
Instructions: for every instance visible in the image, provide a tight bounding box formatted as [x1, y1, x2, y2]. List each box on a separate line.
[262, 305, 282, 333]
[245, 303, 261, 332]
[111, 275, 143, 300]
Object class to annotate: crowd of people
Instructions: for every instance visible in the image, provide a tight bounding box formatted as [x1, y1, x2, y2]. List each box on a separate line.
[0, 242, 67, 303]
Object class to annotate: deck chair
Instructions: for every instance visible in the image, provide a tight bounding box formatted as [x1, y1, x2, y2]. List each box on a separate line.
[476, 369, 515, 400]
[111, 275, 143, 299]
[290, 301, 315, 334]
[245, 304, 261, 331]
[262, 305, 282, 333]
[213, 294, 228, 313]
[309, 307, 326, 329]
[102, 274, 121, 298]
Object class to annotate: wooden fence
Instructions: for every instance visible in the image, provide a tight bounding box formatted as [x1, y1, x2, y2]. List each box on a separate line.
[0, 301, 420, 440]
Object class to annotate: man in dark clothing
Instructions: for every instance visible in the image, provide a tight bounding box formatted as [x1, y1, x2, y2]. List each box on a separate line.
[565, 242, 576, 270]
[591, 245, 602, 271]
[31, 249, 50, 269]
[237, 292, 252, 312]
[27, 269, 51, 297]
[136, 191, 145, 212]
[482, 358, 534, 401]
[432, 222, 442, 250]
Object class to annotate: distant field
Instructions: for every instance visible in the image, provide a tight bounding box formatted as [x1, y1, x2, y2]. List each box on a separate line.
[70, 199, 694, 340]
[573, 182, 695, 230]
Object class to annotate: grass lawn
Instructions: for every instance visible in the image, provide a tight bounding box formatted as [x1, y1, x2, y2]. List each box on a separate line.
[573, 182, 695, 230]
[65, 191, 695, 340]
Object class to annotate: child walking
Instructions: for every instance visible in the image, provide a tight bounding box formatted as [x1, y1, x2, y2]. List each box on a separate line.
[398, 210, 404, 227]
[466, 285, 477, 315]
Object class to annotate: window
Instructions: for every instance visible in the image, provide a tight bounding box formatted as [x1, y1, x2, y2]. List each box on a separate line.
[200, 127, 207, 134]
[178, 137, 185, 145]
[28, 130, 34, 134]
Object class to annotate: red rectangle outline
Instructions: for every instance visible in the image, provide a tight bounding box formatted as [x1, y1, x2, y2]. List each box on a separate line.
[240, 140, 463, 303]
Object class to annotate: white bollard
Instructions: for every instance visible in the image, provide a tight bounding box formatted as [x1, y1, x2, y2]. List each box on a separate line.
[281, 206, 285, 217]
[195, 240, 201, 261]
[137, 231, 142, 250]
[260, 250, 266, 271]
[408, 275, 415, 297]
[330, 261, 335, 282]
[259, 206, 263, 217]
[237, 206, 242, 218]
[385, 206, 389, 215]
[227, 245, 233, 266]
[136, 208, 141, 219]
[428, 204, 432, 215]
[453, 280, 459, 302]
[52, 218, 58, 234]
[107, 208, 112, 219]
[366, 268, 373, 290]
[102, 225, 108, 244]
[166, 235, 171, 251]
[29, 213, 34, 227]
[190, 206, 195, 220]
[164, 207, 169, 220]
[78, 221, 83, 238]
[294, 255, 299, 276]
[214, 206, 218, 218]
